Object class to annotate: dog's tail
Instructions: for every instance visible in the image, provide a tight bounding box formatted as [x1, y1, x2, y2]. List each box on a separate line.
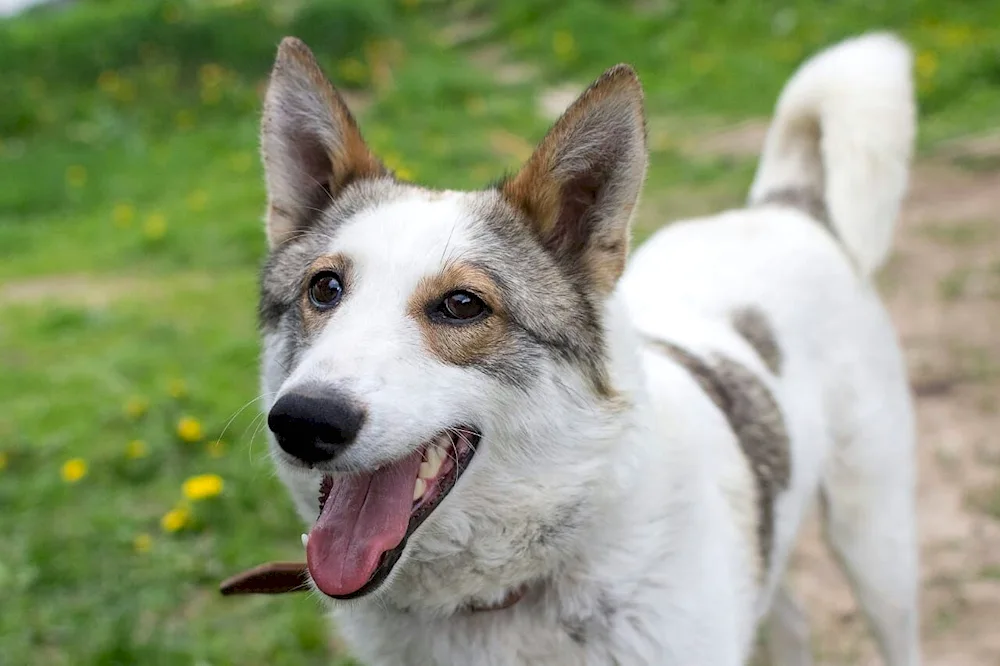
[748, 33, 916, 278]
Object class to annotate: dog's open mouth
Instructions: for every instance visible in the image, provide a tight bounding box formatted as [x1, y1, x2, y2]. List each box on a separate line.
[304, 427, 479, 599]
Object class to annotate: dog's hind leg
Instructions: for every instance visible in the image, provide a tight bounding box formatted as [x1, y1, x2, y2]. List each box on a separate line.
[764, 583, 813, 666]
[819, 418, 920, 666]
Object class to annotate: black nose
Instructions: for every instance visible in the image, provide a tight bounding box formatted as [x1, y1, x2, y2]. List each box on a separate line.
[267, 388, 366, 464]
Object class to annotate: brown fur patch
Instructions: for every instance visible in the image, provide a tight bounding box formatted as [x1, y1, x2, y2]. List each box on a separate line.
[262, 37, 387, 247]
[406, 262, 512, 368]
[731, 306, 783, 375]
[299, 253, 354, 335]
[644, 337, 791, 570]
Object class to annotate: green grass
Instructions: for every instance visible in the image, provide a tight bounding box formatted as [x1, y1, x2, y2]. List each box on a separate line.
[1, 0, 998, 663]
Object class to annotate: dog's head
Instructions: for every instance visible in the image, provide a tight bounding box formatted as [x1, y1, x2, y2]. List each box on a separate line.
[258, 37, 647, 609]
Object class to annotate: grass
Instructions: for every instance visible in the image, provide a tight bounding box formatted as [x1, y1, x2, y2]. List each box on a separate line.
[1, 0, 998, 663]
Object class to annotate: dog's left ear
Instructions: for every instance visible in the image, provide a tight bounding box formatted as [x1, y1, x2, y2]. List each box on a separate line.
[260, 37, 387, 248]
[501, 65, 647, 296]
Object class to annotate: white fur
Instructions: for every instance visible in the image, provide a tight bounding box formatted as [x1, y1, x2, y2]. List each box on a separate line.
[749, 33, 915, 277]
[262, 33, 920, 665]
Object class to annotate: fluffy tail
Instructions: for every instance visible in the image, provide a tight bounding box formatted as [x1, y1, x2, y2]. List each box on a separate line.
[748, 33, 916, 278]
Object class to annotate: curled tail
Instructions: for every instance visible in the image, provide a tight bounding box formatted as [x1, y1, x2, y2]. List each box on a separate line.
[748, 33, 916, 278]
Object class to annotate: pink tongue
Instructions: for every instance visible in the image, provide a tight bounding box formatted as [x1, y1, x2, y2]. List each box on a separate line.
[306, 451, 423, 597]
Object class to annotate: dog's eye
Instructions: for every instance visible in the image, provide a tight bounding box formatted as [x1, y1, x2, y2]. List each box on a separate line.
[308, 271, 343, 310]
[435, 291, 488, 323]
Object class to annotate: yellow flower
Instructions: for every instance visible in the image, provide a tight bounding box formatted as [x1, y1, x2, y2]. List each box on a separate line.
[160, 506, 190, 532]
[98, 71, 136, 104]
[916, 50, 939, 82]
[167, 378, 188, 399]
[937, 23, 974, 49]
[66, 165, 87, 189]
[771, 41, 802, 63]
[176, 416, 204, 443]
[470, 164, 493, 182]
[197, 64, 226, 105]
[465, 96, 487, 117]
[198, 63, 226, 89]
[379, 151, 415, 182]
[162, 4, 182, 24]
[382, 152, 403, 170]
[61, 458, 87, 483]
[338, 58, 368, 85]
[691, 52, 718, 75]
[185, 190, 207, 212]
[552, 31, 576, 61]
[207, 439, 226, 458]
[97, 70, 122, 96]
[143, 213, 167, 240]
[112, 202, 135, 228]
[124, 396, 149, 419]
[26, 76, 45, 98]
[133, 533, 152, 553]
[200, 86, 222, 105]
[125, 439, 148, 459]
[229, 152, 253, 173]
[113, 79, 136, 104]
[649, 129, 672, 152]
[0, 451, 8, 471]
[182, 473, 224, 501]
[175, 109, 196, 130]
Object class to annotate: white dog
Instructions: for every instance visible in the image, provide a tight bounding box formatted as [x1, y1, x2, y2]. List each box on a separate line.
[233, 31, 920, 665]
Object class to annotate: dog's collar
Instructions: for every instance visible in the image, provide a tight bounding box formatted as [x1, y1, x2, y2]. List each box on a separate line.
[219, 562, 527, 612]
[219, 561, 311, 595]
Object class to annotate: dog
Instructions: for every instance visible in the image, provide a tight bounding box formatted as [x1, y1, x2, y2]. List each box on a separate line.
[247, 31, 920, 665]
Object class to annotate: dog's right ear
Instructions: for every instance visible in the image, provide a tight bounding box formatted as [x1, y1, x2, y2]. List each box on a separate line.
[499, 65, 647, 298]
[260, 37, 386, 248]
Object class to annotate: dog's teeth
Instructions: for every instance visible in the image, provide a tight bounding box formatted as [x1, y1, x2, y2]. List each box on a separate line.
[301, 533, 309, 548]
[413, 478, 427, 501]
[420, 448, 444, 480]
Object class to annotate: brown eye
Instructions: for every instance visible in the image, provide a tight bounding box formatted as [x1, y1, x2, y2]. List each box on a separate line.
[435, 291, 488, 323]
[308, 272, 343, 310]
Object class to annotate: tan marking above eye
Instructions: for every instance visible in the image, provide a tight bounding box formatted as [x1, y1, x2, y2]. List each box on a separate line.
[300, 253, 353, 334]
[406, 262, 510, 367]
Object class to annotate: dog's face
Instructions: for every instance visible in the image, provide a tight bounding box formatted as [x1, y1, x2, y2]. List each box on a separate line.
[258, 38, 646, 609]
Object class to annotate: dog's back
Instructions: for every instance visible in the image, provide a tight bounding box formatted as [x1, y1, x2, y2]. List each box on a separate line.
[620, 33, 919, 664]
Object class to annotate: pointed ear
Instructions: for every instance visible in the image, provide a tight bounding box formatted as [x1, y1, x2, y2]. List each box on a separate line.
[260, 37, 387, 248]
[501, 65, 647, 296]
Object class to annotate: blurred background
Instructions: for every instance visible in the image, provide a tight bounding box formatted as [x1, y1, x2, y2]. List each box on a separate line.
[0, 1, 998, 664]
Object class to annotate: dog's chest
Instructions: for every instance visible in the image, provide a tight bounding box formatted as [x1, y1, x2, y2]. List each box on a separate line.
[335, 599, 629, 666]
